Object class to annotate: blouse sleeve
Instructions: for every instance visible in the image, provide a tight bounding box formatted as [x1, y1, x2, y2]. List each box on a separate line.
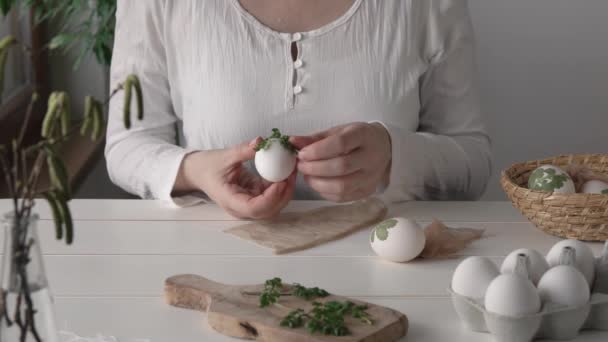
[380, 0, 492, 202]
[104, 1, 197, 205]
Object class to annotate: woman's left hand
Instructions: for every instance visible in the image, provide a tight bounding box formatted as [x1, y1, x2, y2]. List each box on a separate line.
[290, 122, 392, 202]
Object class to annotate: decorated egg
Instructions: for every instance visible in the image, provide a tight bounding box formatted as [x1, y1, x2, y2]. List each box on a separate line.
[500, 248, 549, 285]
[546, 239, 595, 287]
[485, 254, 541, 316]
[254, 129, 297, 183]
[451, 256, 500, 299]
[538, 246, 590, 307]
[581, 180, 608, 195]
[370, 217, 426, 263]
[527, 165, 575, 194]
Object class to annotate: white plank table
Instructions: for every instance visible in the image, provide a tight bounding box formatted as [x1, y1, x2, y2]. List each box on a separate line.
[0, 199, 606, 342]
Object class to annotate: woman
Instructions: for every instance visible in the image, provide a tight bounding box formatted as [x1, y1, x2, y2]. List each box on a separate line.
[105, 0, 492, 219]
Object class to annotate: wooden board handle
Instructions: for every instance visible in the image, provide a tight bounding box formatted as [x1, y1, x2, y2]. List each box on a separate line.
[165, 274, 228, 312]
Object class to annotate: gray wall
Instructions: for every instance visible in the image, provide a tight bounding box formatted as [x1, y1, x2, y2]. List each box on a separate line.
[74, 0, 608, 200]
[470, 0, 608, 199]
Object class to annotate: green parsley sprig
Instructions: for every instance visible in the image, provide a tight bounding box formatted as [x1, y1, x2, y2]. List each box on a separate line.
[258, 278, 329, 307]
[258, 278, 373, 336]
[280, 301, 373, 336]
[259, 277, 283, 308]
[254, 128, 298, 154]
[292, 284, 330, 300]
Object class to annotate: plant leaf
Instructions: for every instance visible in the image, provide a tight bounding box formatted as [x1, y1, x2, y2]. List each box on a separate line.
[53, 191, 73, 245]
[45, 147, 71, 199]
[58, 92, 71, 136]
[123, 77, 132, 129]
[91, 100, 104, 140]
[42, 191, 63, 240]
[0, 0, 16, 16]
[48, 33, 74, 50]
[374, 219, 397, 241]
[127, 75, 144, 120]
[41, 92, 60, 138]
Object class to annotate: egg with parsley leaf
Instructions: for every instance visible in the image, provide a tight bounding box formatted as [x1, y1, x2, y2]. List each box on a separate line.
[370, 217, 426, 263]
[527, 165, 575, 194]
[254, 128, 297, 183]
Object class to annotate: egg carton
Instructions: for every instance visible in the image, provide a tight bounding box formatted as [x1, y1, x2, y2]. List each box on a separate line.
[449, 257, 608, 342]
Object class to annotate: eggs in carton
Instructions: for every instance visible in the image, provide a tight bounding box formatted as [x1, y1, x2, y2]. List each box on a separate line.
[449, 240, 608, 342]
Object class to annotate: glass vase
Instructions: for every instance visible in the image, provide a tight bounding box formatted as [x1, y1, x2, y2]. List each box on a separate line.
[1, 212, 59, 342]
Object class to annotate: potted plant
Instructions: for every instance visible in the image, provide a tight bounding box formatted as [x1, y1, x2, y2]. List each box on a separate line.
[0, 34, 141, 341]
[0, 0, 117, 68]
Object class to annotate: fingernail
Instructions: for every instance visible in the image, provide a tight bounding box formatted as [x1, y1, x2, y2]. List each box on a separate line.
[249, 137, 261, 147]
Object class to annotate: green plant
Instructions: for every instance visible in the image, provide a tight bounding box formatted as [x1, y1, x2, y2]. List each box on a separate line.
[280, 301, 373, 336]
[254, 128, 298, 154]
[292, 283, 329, 300]
[259, 278, 372, 337]
[0, 34, 142, 342]
[1, 0, 117, 67]
[258, 278, 329, 308]
[259, 277, 282, 308]
[372, 218, 398, 242]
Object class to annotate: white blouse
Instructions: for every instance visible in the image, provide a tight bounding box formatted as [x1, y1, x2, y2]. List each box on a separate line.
[105, 0, 492, 206]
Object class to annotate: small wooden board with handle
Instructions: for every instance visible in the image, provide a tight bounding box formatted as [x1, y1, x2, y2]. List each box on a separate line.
[165, 274, 408, 342]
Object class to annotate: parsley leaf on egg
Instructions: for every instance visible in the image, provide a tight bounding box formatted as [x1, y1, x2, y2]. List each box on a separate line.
[254, 128, 298, 154]
[374, 218, 398, 241]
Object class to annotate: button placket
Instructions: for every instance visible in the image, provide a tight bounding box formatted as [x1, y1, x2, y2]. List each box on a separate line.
[288, 33, 305, 108]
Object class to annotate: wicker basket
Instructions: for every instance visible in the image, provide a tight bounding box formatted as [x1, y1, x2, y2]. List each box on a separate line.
[501, 154, 608, 241]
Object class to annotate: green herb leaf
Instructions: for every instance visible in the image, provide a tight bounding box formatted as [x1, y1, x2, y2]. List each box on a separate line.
[280, 309, 307, 328]
[528, 167, 570, 192]
[259, 278, 373, 336]
[259, 277, 283, 308]
[254, 128, 298, 154]
[292, 284, 329, 300]
[374, 218, 398, 241]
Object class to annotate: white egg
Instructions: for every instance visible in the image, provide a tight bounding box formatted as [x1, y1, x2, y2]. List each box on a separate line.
[527, 165, 575, 194]
[581, 180, 608, 195]
[485, 272, 541, 316]
[485, 254, 541, 316]
[538, 246, 590, 307]
[546, 240, 595, 287]
[370, 217, 426, 263]
[451, 256, 500, 299]
[500, 248, 549, 285]
[254, 138, 296, 182]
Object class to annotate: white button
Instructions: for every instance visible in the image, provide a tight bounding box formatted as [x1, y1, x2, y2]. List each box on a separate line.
[292, 32, 302, 41]
[293, 85, 303, 94]
[294, 59, 303, 68]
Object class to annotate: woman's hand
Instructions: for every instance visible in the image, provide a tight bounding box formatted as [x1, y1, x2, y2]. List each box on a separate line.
[291, 122, 391, 202]
[174, 139, 296, 219]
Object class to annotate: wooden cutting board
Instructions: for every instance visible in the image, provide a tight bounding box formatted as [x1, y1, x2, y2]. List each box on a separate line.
[224, 198, 388, 254]
[165, 274, 408, 342]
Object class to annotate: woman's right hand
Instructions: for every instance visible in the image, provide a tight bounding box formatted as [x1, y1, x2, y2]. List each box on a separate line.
[173, 139, 296, 219]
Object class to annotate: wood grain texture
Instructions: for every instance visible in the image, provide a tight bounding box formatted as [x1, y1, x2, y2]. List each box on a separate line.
[165, 274, 408, 342]
[224, 198, 388, 254]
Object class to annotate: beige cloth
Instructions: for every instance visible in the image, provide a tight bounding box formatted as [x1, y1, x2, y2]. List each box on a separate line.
[225, 198, 387, 254]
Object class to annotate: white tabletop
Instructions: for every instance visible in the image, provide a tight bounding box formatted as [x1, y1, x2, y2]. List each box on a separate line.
[0, 199, 606, 342]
